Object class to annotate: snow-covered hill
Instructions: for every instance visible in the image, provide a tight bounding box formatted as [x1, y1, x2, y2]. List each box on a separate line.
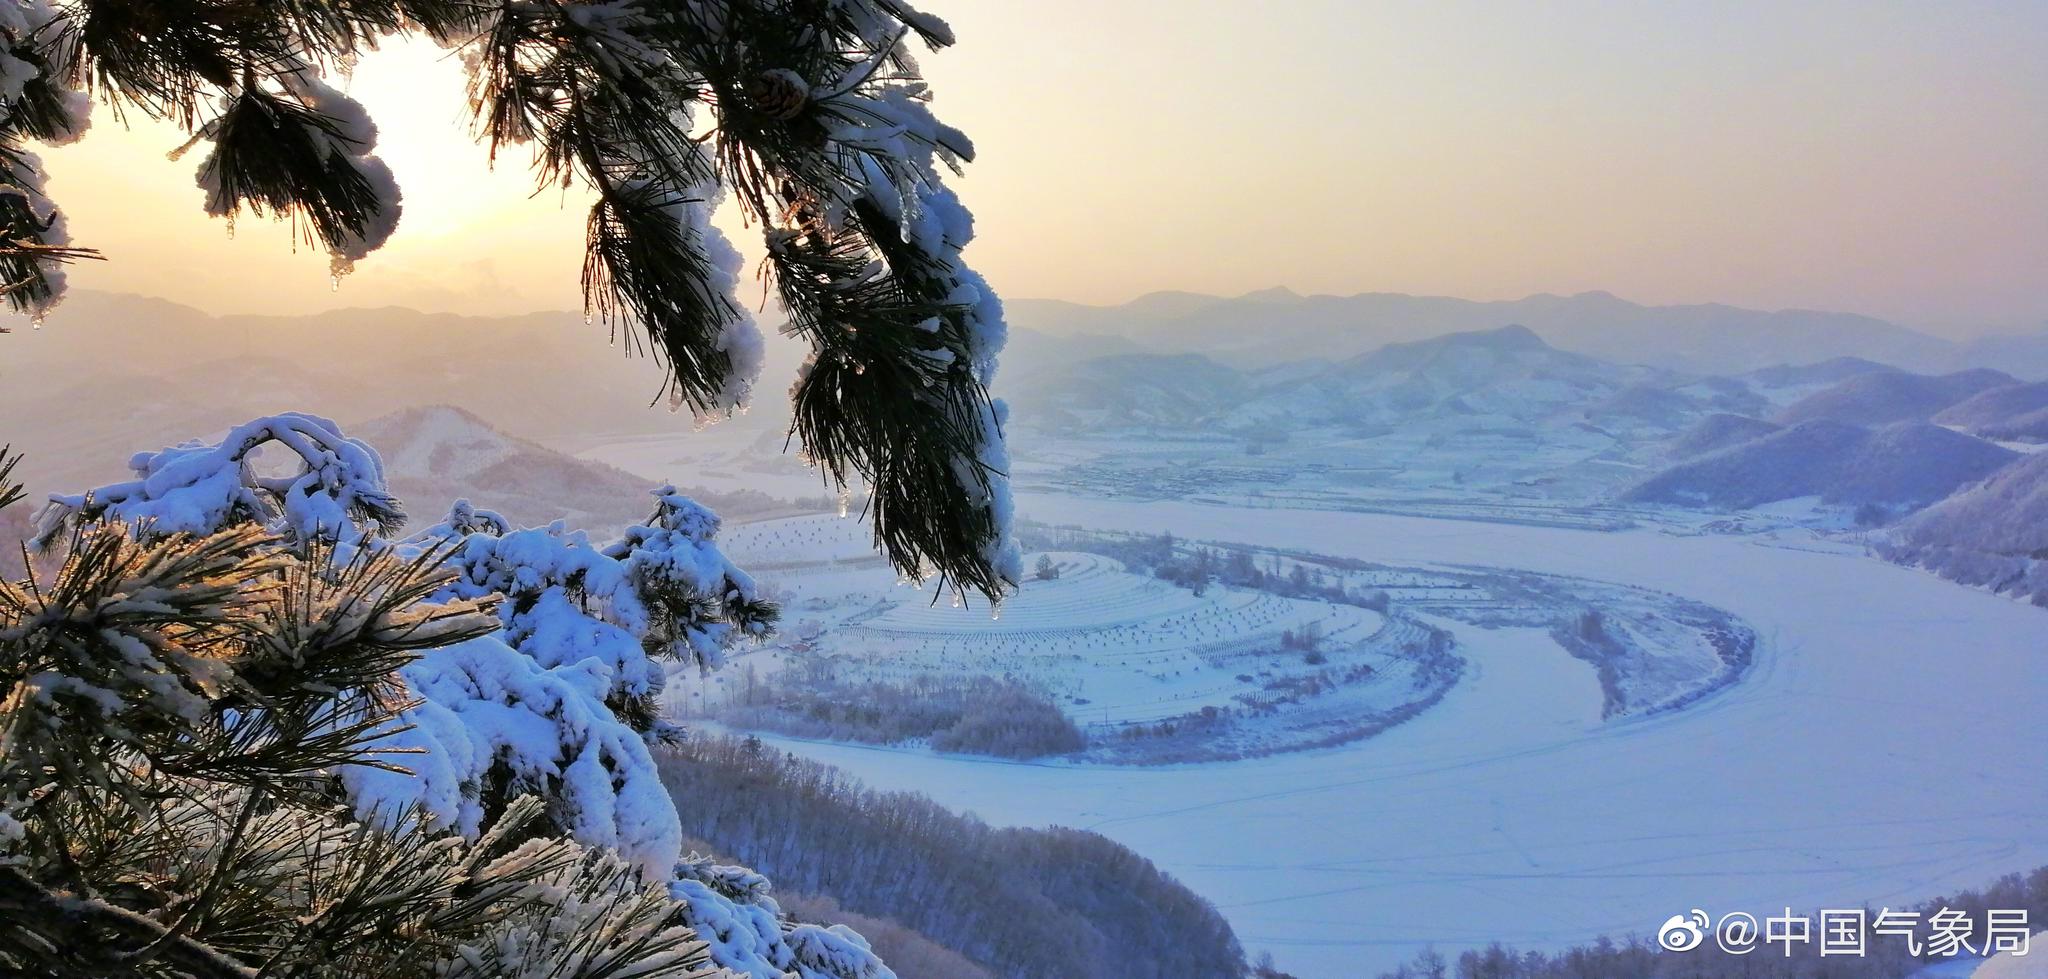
[1005, 327, 1951, 507]
[1775, 367, 2018, 426]
[1012, 324, 1695, 435]
[1981, 407, 2048, 443]
[1016, 327, 2038, 453]
[1664, 413, 1783, 459]
[1933, 380, 2048, 442]
[356, 405, 794, 537]
[1739, 355, 1896, 390]
[1620, 420, 2018, 509]
[1242, 324, 1653, 428]
[1880, 451, 2048, 605]
[355, 405, 662, 535]
[0, 354, 352, 496]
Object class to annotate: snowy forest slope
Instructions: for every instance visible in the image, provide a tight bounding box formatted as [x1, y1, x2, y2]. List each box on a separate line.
[1878, 451, 2048, 605]
[1619, 420, 2018, 509]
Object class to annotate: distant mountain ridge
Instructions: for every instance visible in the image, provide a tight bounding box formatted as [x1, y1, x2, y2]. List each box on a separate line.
[355, 406, 801, 537]
[12, 290, 2045, 544]
[1775, 368, 2018, 426]
[1739, 356, 1896, 390]
[1619, 420, 2018, 509]
[1934, 381, 2048, 442]
[1008, 288, 2048, 377]
[1624, 362, 2041, 512]
[1, 290, 803, 447]
[1009, 322, 1737, 436]
[1233, 323, 1668, 430]
[1007, 318, 2045, 525]
[355, 405, 660, 536]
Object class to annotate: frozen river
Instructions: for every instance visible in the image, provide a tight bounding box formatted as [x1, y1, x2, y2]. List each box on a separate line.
[763, 495, 2048, 977]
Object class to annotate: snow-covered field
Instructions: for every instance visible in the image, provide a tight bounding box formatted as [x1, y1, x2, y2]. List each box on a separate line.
[755, 495, 2048, 977]
[691, 515, 1459, 761]
[692, 508, 1751, 762]
[787, 550, 1391, 725]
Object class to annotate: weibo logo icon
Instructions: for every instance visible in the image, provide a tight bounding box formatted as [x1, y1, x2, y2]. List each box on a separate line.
[1658, 910, 1709, 952]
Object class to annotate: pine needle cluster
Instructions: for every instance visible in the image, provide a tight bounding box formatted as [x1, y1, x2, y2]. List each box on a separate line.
[0, 447, 725, 978]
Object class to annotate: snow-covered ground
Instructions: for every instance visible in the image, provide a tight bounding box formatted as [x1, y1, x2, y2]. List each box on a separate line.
[756, 495, 2048, 977]
[801, 550, 1390, 726]
[689, 515, 1460, 761]
[693, 509, 1750, 760]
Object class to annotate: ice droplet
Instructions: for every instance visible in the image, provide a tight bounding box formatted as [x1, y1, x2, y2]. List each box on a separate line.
[330, 274, 341, 293]
[836, 487, 851, 518]
[950, 592, 964, 609]
[30, 312, 44, 331]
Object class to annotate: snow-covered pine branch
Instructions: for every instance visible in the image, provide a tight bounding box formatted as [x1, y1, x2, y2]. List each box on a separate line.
[8, 414, 896, 979]
[0, 0, 90, 321]
[33, 411, 402, 545]
[1, 0, 1018, 603]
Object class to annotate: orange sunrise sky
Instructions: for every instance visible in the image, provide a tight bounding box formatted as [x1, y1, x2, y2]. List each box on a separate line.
[32, 0, 2048, 336]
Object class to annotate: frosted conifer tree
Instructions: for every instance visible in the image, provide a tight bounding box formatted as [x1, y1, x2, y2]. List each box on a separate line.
[0, 0, 1018, 602]
[4, 419, 902, 978]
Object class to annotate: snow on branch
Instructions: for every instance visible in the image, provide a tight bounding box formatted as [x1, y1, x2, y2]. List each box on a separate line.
[0, 0, 90, 318]
[35, 412, 401, 546]
[31, 414, 832, 977]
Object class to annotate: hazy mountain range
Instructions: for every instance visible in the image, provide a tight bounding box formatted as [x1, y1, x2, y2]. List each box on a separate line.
[0, 291, 743, 496]
[1004, 321, 1868, 438]
[1006, 288, 2048, 377]
[1003, 317, 2048, 532]
[8, 288, 2047, 530]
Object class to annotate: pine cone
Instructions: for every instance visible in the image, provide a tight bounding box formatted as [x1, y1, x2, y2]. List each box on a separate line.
[750, 68, 810, 121]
